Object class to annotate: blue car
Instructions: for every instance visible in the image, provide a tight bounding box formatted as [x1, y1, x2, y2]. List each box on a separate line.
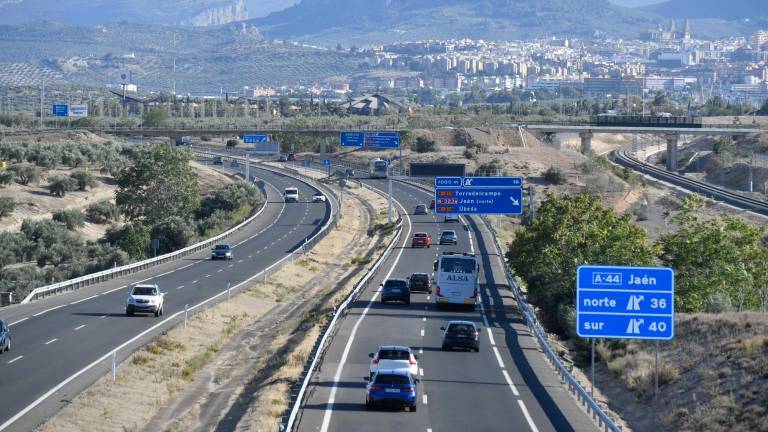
[365, 369, 418, 412]
[0, 319, 10, 353]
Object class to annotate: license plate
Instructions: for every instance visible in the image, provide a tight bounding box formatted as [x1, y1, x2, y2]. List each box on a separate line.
[385, 388, 400, 393]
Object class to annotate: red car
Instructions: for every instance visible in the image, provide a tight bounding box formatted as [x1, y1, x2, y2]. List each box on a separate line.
[411, 232, 431, 248]
[429, 199, 435, 209]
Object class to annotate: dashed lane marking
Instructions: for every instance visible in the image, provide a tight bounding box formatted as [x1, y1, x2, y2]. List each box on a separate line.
[75, 325, 85, 331]
[9, 318, 28, 327]
[44, 338, 57, 345]
[32, 305, 65, 317]
[502, 369, 521, 397]
[518, 400, 540, 432]
[69, 294, 99, 305]
[7, 356, 23, 364]
[177, 285, 185, 290]
[422, 394, 428, 405]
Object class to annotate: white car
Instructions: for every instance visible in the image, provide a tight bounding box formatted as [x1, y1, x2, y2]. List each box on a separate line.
[369, 345, 419, 378]
[312, 192, 326, 203]
[444, 214, 460, 223]
[126, 284, 165, 317]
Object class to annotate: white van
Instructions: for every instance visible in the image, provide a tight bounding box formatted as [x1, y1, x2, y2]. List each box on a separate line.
[284, 187, 299, 203]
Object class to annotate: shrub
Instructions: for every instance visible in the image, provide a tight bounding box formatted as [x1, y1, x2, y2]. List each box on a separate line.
[197, 182, 260, 219]
[70, 170, 97, 191]
[9, 163, 40, 185]
[201, 135, 211, 142]
[0, 231, 29, 267]
[52, 209, 85, 230]
[47, 176, 78, 197]
[475, 158, 505, 176]
[414, 137, 437, 153]
[151, 217, 195, 255]
[543, 166, 567, 185]
[463, 148, 475, 160]
[105, 223, 150, 260]
[0, 170, 14, 187]
[0, 197, 14, 219]
[86, 200, 118, 224]
[226, 139, 239, 148]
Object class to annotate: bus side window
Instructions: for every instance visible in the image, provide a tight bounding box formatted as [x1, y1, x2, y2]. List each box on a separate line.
[433, 260, 438, 271]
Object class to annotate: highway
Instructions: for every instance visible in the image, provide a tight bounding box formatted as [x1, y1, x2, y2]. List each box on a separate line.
[0, 163, 331, 432]
[294, 177, 597, 432]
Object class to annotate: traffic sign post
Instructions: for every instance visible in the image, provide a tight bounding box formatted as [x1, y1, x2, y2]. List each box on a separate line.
[340, 131, 400, 148]
[577, 265, 675, 399]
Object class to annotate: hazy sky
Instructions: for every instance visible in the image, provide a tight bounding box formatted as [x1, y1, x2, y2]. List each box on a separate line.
[609, 0, 666, 7]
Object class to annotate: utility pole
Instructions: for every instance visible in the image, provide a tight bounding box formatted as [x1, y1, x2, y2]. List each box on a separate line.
[39, 81, 45, 130]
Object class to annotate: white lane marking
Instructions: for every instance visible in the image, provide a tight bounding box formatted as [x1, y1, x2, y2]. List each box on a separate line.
[176, 285, 185, 290]
[32, 305, 65, 317]
[320, 195, 412, 432]
[102, 285, 127, 295]
[238, 259, 244, 263]
[177, 263, 195, 271]
[422, 317, 427, 322]
[9, 317, 28, 327]
[192, 280, 198, 284]
[248, 256, 252, 259]
[75, 325, 86, 331]
[422, 394, 428, 405]
[419, 368, 424, 377]
[502, 369, 521, 397]
[420, 329, 425, 337]
[227, 264, 234, 268]
[419, 347, 424, 355]
[427, 429, 433, 432]
[205, 274, 211, 278]
[7, 356, 23, 364]
[44, 338, 58, 345]
[487, 329, 497, 346]
[518, 400, 540, 432]
[69, 294, 99, 305]
[426, 295, 430, 301]
[99, 314, 108, 319]
[217, 269, 223, 273]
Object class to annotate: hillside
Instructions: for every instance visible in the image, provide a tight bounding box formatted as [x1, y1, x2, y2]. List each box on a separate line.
[646, 0, 768, 20]
[251, 0, 656, 44]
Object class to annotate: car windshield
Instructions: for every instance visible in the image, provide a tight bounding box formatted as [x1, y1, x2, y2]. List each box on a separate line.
[133, 287, 157, 296]
[384, 280, 407, 289]
[314, 193, 323, 196]
[374, 374, 411, 385]
[214, 245, 230, 250]
[378, 349, 410, 360]
[440, 257, 476, 273]
[448, 324, 474, 333]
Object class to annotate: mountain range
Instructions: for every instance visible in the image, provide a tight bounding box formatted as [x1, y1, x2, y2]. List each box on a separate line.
[645, 0, 768, 20]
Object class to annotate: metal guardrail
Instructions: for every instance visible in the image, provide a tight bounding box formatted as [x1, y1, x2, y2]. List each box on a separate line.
[613, 149, 768, 216]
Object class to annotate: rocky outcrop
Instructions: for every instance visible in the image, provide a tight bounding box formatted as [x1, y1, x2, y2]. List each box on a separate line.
[186, 0, 249, 26]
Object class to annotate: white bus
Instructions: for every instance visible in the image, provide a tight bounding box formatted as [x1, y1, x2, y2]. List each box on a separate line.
[368, 158, 388, 179]
[433, 252, 479, 310]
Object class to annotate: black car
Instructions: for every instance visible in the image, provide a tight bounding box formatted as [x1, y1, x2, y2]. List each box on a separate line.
[407, 273, 432, 293]
[441, 321, 481, 352]
[211, 244, 233, 260]
[0, 319, 11, 353]
[439, 230, 458, 245]
[380, 279, 410, 305]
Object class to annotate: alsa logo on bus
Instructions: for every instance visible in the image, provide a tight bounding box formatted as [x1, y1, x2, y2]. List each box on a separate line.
[446, 274, 469, 282]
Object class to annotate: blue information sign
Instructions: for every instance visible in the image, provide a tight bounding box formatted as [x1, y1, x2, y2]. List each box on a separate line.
[577, 265, 674, 340]
[323, 159, 330, 166]
[435, 177, 463, 187]
[51, 104, 69, 117]
[243, 134, 268, 144]
[435, 187, 523, 215]
[461, 177, 523, 188]
[340, 131, 400, 148]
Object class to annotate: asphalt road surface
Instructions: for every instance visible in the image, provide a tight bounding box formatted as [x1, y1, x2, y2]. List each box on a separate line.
[294, 177, 597, 432]
[0, 163, 331, 432]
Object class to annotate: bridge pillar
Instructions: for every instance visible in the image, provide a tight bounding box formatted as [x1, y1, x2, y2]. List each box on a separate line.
[579, 132, 593, 154]
[665, 134, 679, 171]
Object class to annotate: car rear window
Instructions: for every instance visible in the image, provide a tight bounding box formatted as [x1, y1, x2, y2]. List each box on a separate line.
[448, 324, 474, 333]
[378, 349, 411, 360]
[414, 233, 427, 238]
[374, 374, 411, 385]
[411, 274, 428, 281]
[133, 287, 157, 296]
[384, 280, 407, 289]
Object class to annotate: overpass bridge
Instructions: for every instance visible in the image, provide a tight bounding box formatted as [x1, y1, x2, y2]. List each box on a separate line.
[87, 122, 764, 171]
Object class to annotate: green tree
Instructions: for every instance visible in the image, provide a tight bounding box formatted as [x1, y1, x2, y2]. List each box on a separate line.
[52, 208, 85, 230]
[115, 144, 200, 225]
[0, 170, 13, 187]
[142, 107, 169, 127]
[151, 217, 195, 254]
[758, 98, 768, 115]
[659, 195, 768, 312]
[105, 223, 150, 260]
[69, 170, 97, 191]
[507, 194, 656, 334]
[0, 197, 14, 219]
[9, 163, 40, 185]
[47, 176, 78, 197]
[414, 137, 437, 153]
[86, 200, 119, 224]
[543, 166, 567, 185]
[226, 138, 239, 148]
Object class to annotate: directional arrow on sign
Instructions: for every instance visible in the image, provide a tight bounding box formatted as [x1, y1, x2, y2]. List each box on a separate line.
[510, 196, 519, 206]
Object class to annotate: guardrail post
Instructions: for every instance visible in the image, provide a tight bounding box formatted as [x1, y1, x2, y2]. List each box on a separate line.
[184, 304, 188, 328]
[112, 351, 116, 381]
[227, 283, 231, 302]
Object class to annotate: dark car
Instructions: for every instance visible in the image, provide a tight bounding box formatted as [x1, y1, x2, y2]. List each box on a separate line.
[0, 319, 10, 353]
[278, 154, 288, 162]
[287, 153, 297, 161]
[441, 320, 481, 352]
[212, 156, 223, 165]
[429, 199, 435, 210]
[380, 279, 410, 305]
[211, 244, 233, 260]
[439, 230, 458, 245]
[407, 273, 432, 293]
[365, 369, 418, 411]
[345, 168, 355, 177]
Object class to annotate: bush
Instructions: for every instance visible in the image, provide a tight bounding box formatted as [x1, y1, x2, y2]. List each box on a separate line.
[86, 200, 118, 224]
[52, 209, 85, 230]
[47, 176, 78, 197]
[105, 223, 150, 259]
[414, 137, 437, 153]
[0, 170, 14, 187]
[69, 170, 97, 191]
[0, 197, 14, 219]
[151, 217, 195, 255]
[200, 135, 211, 142]
[543, 166, 567, 185]
[226, 139, 239, 148]
[0, 231, 29, 267]
[463, 148, 475, 160]
[9, 163, 40, 185]
[197, 182, 260, 219]
[475, 158, 505, 176]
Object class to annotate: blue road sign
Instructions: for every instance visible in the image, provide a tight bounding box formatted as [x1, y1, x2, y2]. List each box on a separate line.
[461, 177, 523, 188]
[51, 104, 69, 117]
[323, 159, 330, 166]
[243, 134, 268, 144]
[435, 187, 523, 215]
[435, 177, 463, 187]
[340, 131, 400, 148]
[576, 265, 674, 340]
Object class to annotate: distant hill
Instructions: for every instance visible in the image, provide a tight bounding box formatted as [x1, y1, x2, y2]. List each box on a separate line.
[251, 0, 656, 44]
[0, 0, 298, 26]
[645, 0, 768, 19]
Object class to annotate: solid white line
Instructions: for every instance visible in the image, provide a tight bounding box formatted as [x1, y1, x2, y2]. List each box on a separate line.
[7, 356, 23, 364]
[492, 346, 505, 368]
[502, 369, 521, 397]
[320, 196, 412, 432]
[420, 329, 425, 337]
[32, 305, 65, 317]
[102, 285, 127, 295]
[487, 329, 497, 346]
[518, 400, 540, 432]
[422, 394, 428, 405]
[74, 325, 86, 331]
[9, 317, 28, 327]
[44, 338, 57, 345]
[69, 294, 99, 305]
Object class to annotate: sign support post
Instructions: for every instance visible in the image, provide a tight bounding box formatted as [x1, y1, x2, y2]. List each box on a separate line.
[655, 340, 660, 400]
[388, 178, 393, 224]
[591, 338, 596, 397]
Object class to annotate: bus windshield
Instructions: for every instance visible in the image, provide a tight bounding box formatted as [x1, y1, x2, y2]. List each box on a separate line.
[374, 161, 387, 169]
[440, 257, 476, 274]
